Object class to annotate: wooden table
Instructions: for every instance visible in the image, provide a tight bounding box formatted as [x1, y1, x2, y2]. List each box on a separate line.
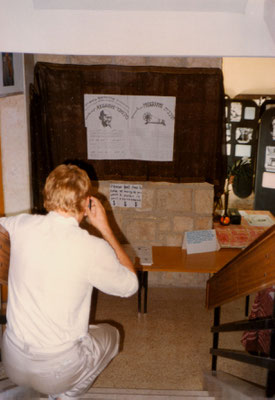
[137, 210, 275, 313]
[136, 246, 241, 313]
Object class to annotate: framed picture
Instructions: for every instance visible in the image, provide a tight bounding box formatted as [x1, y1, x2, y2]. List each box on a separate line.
[0, 53, 24, 97]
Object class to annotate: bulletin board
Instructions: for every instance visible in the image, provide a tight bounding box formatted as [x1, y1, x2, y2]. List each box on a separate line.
[225, 98, 259, 170]
[30, 63, 226, 213]
[254, 107, 275, 214]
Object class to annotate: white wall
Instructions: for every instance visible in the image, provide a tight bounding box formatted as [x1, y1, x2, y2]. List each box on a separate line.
[0, 95, 31, 215]
[223, 58, 275, 98]
[0, 0, 275, 57]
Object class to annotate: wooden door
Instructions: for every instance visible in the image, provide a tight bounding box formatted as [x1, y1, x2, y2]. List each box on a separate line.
[0, 133, 7, 308]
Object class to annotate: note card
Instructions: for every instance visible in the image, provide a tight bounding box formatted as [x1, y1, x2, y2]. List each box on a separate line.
[122, 244, 153, 266]
[182, 229, 220, 254]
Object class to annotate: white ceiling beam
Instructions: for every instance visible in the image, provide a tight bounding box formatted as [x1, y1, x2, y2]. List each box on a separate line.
[0, 0, 275, 56]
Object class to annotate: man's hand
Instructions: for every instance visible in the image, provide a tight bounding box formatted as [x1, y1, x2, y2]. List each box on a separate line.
[85, 196, 136, 274]
[85, 196, 111, 237]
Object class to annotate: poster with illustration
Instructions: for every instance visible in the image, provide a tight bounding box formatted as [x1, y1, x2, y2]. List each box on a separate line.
[84, 94, 176, 161]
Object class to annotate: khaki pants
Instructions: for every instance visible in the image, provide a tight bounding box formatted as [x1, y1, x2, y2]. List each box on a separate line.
[2, 324, 119, 398]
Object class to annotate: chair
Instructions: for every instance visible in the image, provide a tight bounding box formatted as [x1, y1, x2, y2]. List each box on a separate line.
[0, 224, 10, 328]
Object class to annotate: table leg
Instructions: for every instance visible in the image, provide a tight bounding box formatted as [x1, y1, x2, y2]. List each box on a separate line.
[245, 295, 250, 317]
[137, 270, 149, 313]
[266, 298, 275, 397]
[137, 271, 143, 313]
[143, 271, 148, 314]
[212, 306, 220, 371]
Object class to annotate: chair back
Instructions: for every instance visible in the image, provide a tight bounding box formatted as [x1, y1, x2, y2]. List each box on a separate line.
[0, 224, 10, 285]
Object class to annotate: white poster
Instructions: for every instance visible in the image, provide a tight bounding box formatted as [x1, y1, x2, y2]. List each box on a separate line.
[84, 94, 176, 161]
[262, 172, 275, 189]
[110, 183, 142, 208]
[265, 146, 275, 172]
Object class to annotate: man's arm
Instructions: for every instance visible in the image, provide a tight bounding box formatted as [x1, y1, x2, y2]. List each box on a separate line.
[85, 196, 136, 275]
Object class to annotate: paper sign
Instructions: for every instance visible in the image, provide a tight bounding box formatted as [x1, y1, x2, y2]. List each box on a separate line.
[110, 183, 142, 208]
[182, 229, 220, 254]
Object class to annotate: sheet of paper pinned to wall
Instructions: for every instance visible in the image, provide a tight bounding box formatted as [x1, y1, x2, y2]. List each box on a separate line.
[110, 183, 142, 208]
[84, 94, 176, 161]
[262, 171, 275, 189]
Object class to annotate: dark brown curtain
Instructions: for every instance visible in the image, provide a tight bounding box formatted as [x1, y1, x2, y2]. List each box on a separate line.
[30, 62, 226, 213]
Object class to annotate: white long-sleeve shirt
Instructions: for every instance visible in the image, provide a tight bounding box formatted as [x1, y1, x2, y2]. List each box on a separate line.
[0, 212, 138, 349]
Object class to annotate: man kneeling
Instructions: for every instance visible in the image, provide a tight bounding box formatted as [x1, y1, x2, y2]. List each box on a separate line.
[1, 164, 138, 399]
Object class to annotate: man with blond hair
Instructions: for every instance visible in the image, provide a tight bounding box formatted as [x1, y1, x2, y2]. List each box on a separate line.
[0, 164, 138, 400]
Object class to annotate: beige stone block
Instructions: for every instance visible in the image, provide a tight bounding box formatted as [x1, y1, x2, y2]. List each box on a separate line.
[194, 216, 213, 231]
[107, 211, 128, 243]
[140, 188, 154, 211]
[157, 232, 168, 246]
[126, 219, 156, 243]
[166, 233, 184, 246]
[147, 57, 188, 67]
[34, 54, 69, 64]
[173, 216, 194, 232]
[70, 55, 113, 64]
[194, 189, 214, 214]
[156, 189, 192, 212]
[158, 219, 171, 232]
[93, 187, 111, 210]
[113, 213, 125, 232]
[113, 56, 147, 65]
[97, 181, 110, 198]
[186, 57, 222, 68]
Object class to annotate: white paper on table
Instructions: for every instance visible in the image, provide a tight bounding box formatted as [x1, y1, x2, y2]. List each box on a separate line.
[122, 244, 153, 266]
[241, 213, 274, 227]
[182, 229, 220, 255]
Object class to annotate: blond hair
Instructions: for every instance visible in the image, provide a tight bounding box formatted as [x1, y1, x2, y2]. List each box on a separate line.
[43, 164, 92, 215]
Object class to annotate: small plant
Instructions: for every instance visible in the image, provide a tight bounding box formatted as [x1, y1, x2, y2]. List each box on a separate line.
[228, 157, 253, 199]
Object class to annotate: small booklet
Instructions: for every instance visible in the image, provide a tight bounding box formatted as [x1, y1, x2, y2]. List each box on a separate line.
[123, 244, 153, 265]
[239, 211, 275, 227]
[182, 229, 220, 254]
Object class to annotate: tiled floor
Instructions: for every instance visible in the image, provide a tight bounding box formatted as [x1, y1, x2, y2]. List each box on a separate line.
[90, 287, 267, 391]
[0, 286, 268, 397]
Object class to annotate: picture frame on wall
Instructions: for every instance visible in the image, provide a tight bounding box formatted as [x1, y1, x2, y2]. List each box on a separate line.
[0, 53, 24, 97]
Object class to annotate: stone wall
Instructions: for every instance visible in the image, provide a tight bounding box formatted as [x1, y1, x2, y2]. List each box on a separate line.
[34, 54, 222, 69]
[93, 180, 214, 287]
[32, 54, 219, 287]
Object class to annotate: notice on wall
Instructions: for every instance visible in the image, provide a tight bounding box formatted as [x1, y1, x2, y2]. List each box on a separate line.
[110, 183, 142, 208]
[84, 94, 176, 161]
[262, 171, 275, 189]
